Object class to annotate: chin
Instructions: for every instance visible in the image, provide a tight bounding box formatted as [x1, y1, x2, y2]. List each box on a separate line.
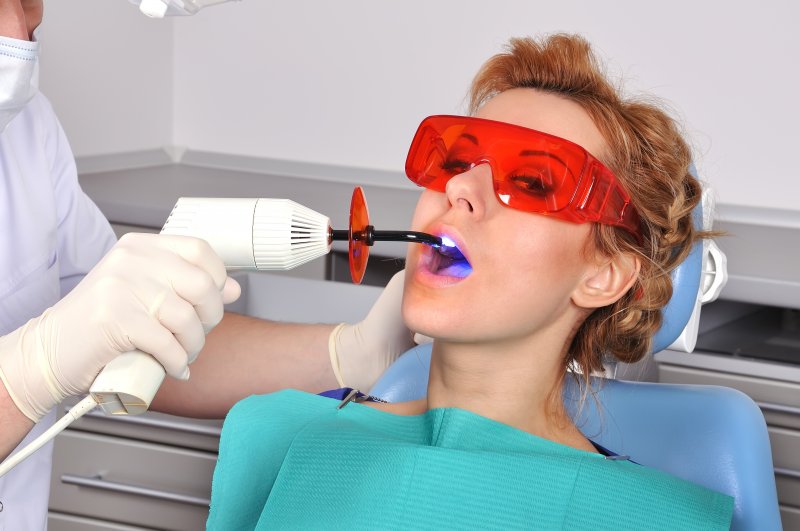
[403, 296, 475, 343]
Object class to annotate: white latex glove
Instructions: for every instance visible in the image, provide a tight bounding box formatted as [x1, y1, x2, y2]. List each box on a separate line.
[328, 269, 418, 391]
[0, 233, 240, 422]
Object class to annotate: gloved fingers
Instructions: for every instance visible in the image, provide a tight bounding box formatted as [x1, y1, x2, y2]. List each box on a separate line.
[168, 264, 226, 331]
[151, 293, 206, 363]
[332, 269, 416, 391]
[221, 276, 241, 305]
[361, 269, 414, 352]
[413, 333, 434, 345]
[364, 269, 406, 325]
[153, 234, 229, 291]
[125, 313, 191, 380]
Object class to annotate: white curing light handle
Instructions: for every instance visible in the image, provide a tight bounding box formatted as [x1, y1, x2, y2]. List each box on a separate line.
[87, 196, 332, 416]
[89, 351, 166, 415]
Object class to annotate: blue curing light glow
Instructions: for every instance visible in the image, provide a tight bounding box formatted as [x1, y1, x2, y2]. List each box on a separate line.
[434, 235, 472, 278]
[440, 235, 456, 249]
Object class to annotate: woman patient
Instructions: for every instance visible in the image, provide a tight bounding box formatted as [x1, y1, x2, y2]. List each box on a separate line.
[207, 34, 733, 530]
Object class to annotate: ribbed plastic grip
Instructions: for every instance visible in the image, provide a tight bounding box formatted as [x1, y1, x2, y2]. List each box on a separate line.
[162, 197, 332, 271]
[251, 199, 331, 270]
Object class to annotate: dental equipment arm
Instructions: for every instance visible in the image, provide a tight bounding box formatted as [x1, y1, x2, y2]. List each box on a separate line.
[128, 0, 240, 18]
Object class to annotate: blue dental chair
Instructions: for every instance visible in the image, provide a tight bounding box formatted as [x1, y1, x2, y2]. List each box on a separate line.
[368, 199, 781, 530]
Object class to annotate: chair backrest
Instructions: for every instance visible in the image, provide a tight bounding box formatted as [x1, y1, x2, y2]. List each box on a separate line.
[368, 196, 781, 531]
[370, 343, 780, 531]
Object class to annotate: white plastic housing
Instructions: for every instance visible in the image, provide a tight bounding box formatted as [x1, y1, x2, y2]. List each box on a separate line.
[161, 197, 333, 270]
[89, 352, 166, 415]
[666, 188, 729, 352]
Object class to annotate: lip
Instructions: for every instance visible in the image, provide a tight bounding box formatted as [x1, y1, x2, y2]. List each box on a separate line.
[413, 223, 472, 286]
[434, 226, 470, 264]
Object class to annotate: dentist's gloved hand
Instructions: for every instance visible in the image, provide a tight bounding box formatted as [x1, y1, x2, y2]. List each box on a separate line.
[0, 233, 241, 422]
[328, 269, 417, 391]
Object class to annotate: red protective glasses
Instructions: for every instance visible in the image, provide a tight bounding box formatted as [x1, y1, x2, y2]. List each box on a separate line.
[405, 115, 642, 240]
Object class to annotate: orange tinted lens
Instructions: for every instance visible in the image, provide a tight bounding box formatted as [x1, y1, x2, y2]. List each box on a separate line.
[348, 186, 370, 284]
[406, 124, 447, 191]
[494, 139, 581, 213]
[405, 116, 639, 237]
[408, 116, 585, 214]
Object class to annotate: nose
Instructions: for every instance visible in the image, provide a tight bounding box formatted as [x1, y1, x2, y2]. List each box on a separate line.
[444, 163, 494, 219]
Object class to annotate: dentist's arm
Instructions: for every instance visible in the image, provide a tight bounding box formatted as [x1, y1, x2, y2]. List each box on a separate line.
[0, 380, 32, 463]
[151, 270, 414, 418]
[0, 0, 31, 461]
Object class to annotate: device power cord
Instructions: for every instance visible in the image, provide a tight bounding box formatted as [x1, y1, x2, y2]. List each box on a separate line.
[0, 395, 98, 478]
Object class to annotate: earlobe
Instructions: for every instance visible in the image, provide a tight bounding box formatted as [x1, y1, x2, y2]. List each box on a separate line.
[572, 254, 641, 309]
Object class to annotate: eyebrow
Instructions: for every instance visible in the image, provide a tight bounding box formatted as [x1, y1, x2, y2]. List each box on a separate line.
[457, 133, 480, 145]
[518, 149, 569, 168]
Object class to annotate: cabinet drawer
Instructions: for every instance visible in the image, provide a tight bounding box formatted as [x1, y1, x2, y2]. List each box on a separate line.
[777, 476, 800, 512]
[62, 400, 222, 452]
[771, 427, 800, 472]
[771, 427, 800, 506]
[49, 511, 151, 531]
[658, 364, 800, 430]
[780, 428, 800, 504]
[781, 505, 800, 531]
[50, 430, 216, 530]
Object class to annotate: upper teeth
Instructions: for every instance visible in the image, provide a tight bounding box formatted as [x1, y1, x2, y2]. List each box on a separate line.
[438, 245, 464, 261]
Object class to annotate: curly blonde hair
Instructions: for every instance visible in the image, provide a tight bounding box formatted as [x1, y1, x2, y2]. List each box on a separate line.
[469, 34, 707, 382]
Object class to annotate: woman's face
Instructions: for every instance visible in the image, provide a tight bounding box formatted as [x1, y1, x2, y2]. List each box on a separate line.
[403, 88, 610, 345]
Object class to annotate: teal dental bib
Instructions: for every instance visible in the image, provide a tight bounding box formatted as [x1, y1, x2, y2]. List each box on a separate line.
[208, 390, 732, 530]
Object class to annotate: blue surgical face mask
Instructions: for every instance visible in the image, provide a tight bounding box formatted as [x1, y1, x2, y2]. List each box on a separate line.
[0, 35, 40, 133]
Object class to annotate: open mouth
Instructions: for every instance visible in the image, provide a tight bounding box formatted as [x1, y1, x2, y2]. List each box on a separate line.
[428, 238, 472, 278]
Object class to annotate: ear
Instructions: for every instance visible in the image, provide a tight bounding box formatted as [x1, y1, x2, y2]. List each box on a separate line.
[571, 253, 641, 310]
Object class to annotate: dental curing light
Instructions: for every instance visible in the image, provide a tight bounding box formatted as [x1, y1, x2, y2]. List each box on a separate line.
[160, 187, 441, 284]
[94, 186, 441, 413]
[0, 187, 441, 477]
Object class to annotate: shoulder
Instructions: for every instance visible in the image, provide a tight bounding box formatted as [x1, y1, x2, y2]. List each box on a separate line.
[223, 389, 331, 445]
[26, 91, 57, 121]
[9, 92, 59, 138]
[228, 389, 330, 418]
[361, 398, 426, 416]
[1, 93, 57, 156]
[209, 390, 334, 529]
[3, 92, 75, 188]
[567, 458, 733, 530]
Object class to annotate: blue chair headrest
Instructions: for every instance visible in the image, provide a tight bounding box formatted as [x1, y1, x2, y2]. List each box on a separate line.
[650, 192, 704, 353]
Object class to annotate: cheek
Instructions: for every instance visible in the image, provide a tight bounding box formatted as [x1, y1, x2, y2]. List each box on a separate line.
[499, 219, 591, 289]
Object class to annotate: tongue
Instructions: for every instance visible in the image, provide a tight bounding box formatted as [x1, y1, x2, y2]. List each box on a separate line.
[437, 257, 472, 278]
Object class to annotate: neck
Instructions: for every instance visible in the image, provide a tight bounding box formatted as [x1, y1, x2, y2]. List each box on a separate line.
[425, 334, 590, 450]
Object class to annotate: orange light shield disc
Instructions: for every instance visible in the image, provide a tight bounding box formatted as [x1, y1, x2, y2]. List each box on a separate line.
[348, 186, 370, 284]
